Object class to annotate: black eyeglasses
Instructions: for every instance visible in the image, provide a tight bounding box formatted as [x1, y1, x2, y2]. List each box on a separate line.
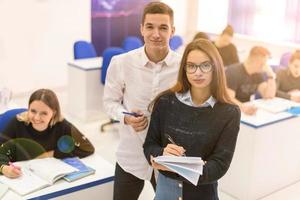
[184, 61, 214, 74]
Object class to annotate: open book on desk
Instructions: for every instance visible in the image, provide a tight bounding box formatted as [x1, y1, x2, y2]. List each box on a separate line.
[62, 157, 95, 182]
[241, 109, 295, 128]
[0, 157, 78, 196]
[252, 97, 300, 113]
[153, 156, 204, 186]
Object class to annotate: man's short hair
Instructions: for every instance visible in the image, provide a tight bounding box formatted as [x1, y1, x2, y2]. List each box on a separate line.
[290, 50, 300, 63]
[141, 2, 174, 26]
[249, 46, 270, 58]
[221, 25, 234, 37]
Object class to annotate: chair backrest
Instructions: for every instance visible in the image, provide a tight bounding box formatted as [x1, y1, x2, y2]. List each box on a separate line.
[169, 35, 183, 51]
[122, 36, 143, 52]
[101, 47, 125, 84]
[279, 52, 292, 67]
[0, 108, 27, 132]
[74, 40, 97, 59]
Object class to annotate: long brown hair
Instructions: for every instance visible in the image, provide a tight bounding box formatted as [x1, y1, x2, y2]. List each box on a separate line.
[17, 89, 63, 126]
[149, 39, 233, 111]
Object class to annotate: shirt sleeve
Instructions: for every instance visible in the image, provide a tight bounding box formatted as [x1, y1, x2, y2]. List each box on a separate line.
[197, 105, 241, 185]
[276, 70, 291, 99]
[53, 120, 95, 158]
[0, 118, 18, 165]
[143, 97, 165, 164]
[103, 56, 127, 124]
[225, 67, 239, 91]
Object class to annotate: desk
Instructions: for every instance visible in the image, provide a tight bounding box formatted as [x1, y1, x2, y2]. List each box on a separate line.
[2, 154, 114, 200]
[219, 113, 300, 200]
[67, 57, 104, 121]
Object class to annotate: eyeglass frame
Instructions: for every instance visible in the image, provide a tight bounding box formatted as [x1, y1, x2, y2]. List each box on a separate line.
[184, 61, 214, 74]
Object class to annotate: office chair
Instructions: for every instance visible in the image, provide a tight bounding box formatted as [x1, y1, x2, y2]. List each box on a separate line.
[279, 52, 292, 68]
[169, 35, 183, 51]
[100, 47, 125, 132]
[74, 40, 97, 59]
[122, 36, 143, 52]
[0, 108, 27, 132]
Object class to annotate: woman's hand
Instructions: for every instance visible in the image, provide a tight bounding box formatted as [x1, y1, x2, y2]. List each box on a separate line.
[163, 144, 186, 156]
[2, 165, 22, 178]
[150, 155, 171, 171]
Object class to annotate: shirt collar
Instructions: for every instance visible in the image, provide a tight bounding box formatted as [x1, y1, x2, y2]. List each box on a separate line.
[140, 46, 174, 67]
[179, 90, 216, 108]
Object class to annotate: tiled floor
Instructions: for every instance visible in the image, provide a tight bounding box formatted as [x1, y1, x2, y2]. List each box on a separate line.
[12, 90, 300, 200]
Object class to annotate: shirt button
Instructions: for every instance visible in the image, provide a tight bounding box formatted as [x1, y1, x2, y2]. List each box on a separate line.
[178, 183, 182, 188]
[178, 197, 182, 200]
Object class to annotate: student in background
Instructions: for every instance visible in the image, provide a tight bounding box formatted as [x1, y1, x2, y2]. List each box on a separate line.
[192, 31, 210, 41]
[0, 88, 94, 178]
[103, 2, 181, 200]
[214, 25, 239, 66]
[225, 46, 277, 115]
[143, 39, 241, 200]
[276, 50, 300, 102]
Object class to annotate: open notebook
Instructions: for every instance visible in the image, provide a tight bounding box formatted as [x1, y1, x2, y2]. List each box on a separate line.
[252, 97, 300, 113]
[0, 157, 78, 196]
[153, 156, 204, 186]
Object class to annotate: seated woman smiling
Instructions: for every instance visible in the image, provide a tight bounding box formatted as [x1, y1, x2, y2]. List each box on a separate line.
[0, 88, 94, 178]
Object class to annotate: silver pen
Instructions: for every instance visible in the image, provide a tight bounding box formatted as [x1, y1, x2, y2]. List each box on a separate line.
[165, 134, 186, 156]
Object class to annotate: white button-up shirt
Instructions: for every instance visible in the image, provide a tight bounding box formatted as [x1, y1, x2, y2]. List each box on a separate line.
[103, 47, 181, 180]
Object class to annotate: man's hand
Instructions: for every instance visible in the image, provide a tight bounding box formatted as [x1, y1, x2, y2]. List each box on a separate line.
[241, 103, 257, 115]
[124, 110, 148, 132]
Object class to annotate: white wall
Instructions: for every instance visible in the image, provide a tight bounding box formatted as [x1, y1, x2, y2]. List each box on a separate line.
[0, 0, 90, 95]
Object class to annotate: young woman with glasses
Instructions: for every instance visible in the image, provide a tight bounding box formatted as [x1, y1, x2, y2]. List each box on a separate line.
[143, 39, 241, 200]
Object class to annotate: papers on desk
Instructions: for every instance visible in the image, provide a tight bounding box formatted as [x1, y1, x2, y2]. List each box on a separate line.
[0, 158, 78, 195]
[153, 156, 204, 186]
[241, 109, 295, 128]
[252, 97, 300, 113]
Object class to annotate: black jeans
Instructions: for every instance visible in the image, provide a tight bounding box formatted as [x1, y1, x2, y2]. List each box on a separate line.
[113, 162, 156, 200]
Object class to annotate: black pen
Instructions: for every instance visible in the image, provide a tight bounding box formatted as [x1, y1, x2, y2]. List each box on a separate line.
[122, 111, 143, 117]
[165, 134, 186, 156]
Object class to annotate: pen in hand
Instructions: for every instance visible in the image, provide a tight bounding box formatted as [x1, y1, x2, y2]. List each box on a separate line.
[9, 161, 21, 172]
[122, 111, 143, 117]
[165, 134, 186, 156]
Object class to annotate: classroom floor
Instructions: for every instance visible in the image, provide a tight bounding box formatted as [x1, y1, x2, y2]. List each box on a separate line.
[13, 89, 300, 200]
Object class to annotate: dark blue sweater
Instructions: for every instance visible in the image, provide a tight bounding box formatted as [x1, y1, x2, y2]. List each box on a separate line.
[143, 92, 241, 200]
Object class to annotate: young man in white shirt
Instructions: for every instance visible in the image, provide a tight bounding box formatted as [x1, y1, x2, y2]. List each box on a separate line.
[103, 2, 181, 200]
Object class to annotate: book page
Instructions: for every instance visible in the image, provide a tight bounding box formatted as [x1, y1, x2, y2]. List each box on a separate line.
[252, 97, 300, 113]
[0, 168, 48, 196]
[154, 156, 204, 165]
[241, 109, 294, 127]
[161, 163, 201, 186]
[27, 157, 78, 184]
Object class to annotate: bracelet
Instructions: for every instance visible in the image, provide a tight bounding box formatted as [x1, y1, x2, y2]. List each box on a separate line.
[0, 165, 5, 174]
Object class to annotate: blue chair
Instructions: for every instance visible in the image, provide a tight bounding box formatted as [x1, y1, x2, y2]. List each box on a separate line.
[0, 108, 27, 132]
[169, 35, 183, 51]
[101, 47, 125, 84]
[122, 36, 143, 52]
[74, 40, 97, 59]
[100, 47, 125, 132]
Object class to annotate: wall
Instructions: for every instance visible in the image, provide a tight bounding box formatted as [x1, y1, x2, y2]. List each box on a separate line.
[0, 0, 90, 95]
